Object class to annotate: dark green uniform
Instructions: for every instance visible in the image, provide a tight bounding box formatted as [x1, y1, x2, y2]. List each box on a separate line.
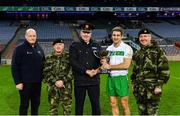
[43, 51, 73, 115]
[131, 41, 170, 115]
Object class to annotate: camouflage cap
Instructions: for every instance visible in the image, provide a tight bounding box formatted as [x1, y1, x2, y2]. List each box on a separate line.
[52, 38, 64, 45]
[79, 22, 94, 33]
[138, 28, 151, 37]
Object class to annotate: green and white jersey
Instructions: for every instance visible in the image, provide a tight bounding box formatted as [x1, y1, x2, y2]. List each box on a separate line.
[107, 41, 133, 76]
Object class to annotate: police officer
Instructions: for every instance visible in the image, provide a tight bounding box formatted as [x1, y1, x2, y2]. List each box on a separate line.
[43, 38, 73, 115]
[11, 28, 45, 115]
[131, 28, 170, 115]
[69, 23, 101, 115]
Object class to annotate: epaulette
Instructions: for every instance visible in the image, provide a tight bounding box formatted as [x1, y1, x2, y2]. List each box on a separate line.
[71, 41, 79, 47]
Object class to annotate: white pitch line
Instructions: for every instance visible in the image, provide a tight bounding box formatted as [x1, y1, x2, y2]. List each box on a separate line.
[171, 75, 180, 79]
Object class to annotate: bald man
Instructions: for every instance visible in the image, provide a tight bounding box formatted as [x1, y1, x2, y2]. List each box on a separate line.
[11, 28, 45, 115]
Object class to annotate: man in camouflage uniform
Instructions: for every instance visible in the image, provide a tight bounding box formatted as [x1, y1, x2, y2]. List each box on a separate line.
[43, 38, 73, 115]
[131, 28, 170, 115]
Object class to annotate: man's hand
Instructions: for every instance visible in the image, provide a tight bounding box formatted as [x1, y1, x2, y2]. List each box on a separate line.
[86, 69, 97, 77]
[16, 83, 23, 90]
[55, 80, 65, 88]
[91, 69, 98, 76]
[100, 58, 108, 65]
[101, 63, 111, 70]
[154, 86, 162, 94]
[100, 58, 111, 70]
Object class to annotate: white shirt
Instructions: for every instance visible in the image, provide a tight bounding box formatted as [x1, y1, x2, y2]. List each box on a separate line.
[107, 41, 133, 76]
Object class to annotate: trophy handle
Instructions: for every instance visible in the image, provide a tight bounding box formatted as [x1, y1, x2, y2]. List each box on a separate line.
[107, 52, 110, 57]
[93, 50, 100, 59]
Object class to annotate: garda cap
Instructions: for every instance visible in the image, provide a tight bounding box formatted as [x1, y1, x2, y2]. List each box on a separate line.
[79, 22, 94, 33]
[52, 38, 64, 46]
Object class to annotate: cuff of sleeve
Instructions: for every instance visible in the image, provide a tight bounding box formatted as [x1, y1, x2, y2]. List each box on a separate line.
[15, 80, 22, 85]
[81, 67, 87, 74]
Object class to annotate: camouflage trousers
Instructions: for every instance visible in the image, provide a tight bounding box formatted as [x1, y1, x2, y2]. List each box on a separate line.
[47, 83, 72, 115]
[133, 84, 161, 115]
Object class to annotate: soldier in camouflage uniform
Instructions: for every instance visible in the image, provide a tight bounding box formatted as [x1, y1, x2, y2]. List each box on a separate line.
[43, 39, 73, 115]
[131, 28, 170, 115]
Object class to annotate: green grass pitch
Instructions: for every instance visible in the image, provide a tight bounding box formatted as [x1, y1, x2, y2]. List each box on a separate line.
[0, 61, 180, 115]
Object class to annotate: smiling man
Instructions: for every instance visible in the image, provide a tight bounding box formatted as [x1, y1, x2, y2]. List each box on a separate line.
[131, 28, 170, 115]
[11, 28, 45, 115]
[43, 38, 73, 115]
[101, 26, 133, 115]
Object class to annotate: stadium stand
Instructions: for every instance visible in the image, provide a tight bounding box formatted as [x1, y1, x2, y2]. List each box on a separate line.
[161, 45, 180, 56]
[0, 19, 180, 62]
[19, 21, 73, 40]
[0, 43, 4, 52]
[39, 40, 72, 56]
[144, 21, 180, 39]
[76, 29, 108, 41]
[92, 29, 108, 40]
[0, 21, 19, 45]
[125, 29, 140, 38]
[140, 20, 180, 56]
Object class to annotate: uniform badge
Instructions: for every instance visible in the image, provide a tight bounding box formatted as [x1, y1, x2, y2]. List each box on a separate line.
[27, 51, 33, 54]
[92, 47, 97, 50]
[37, 51, 41, 54]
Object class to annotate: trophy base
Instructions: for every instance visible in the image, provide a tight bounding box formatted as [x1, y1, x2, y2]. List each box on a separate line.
[100, 69, 109, 74]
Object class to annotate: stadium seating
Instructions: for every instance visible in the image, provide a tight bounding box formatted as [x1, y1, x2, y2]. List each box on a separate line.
[1, 20, 179, 58]
[0, 21, 19, 45]
[161, 46, 180, 55]
[38, 40, 72, 56]
[125, 29, 140, 38]
[92, 29, 108, 40]
[144, 21, 180, 39]
[76, 29, 108, 41]
[20, 21, 73, 40]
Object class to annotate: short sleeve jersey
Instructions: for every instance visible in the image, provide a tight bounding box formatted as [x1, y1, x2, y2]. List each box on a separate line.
[107, 41, 133, 76]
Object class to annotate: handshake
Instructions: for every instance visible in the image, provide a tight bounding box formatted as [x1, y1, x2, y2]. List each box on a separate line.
[86, 69, 99, 77]
[85, 57, 110, 78]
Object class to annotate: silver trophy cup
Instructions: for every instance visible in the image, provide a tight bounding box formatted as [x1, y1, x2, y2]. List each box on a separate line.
[93, 47, 109, 73]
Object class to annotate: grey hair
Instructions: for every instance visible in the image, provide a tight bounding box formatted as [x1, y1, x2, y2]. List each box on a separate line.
[25, 28, 36, 36]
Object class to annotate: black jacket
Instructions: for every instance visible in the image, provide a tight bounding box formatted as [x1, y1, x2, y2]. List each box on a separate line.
[11, 40, 45, 85]
[69, 39, 101, 86]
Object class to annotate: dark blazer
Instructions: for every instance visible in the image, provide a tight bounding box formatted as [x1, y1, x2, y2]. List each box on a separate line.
[69, 39, 101, 86]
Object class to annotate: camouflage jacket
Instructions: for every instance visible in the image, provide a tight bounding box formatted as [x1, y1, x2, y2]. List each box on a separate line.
[131, 41, 170, 89]
[43, 51, 73, 86]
